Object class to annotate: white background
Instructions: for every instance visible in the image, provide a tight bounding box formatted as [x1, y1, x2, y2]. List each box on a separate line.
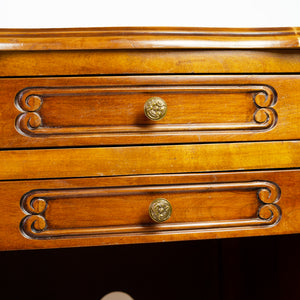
[0, 0, 299, 28]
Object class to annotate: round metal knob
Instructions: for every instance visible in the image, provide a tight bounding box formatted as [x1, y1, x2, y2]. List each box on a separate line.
[144, 97, 167, 121]
[149, 198, 172, 223]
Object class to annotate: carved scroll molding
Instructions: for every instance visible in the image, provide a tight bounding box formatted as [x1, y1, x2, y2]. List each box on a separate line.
[20, 181, 281, 240]
[15, 85, 277, 137]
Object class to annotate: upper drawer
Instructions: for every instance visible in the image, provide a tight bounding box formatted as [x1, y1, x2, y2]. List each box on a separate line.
[1, 75, 300, 149]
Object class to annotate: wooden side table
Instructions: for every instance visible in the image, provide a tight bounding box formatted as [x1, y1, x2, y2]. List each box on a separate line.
[0, 27, 299, 299]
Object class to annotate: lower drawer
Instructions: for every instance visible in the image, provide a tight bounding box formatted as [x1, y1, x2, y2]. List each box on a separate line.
[1, 170, 299, 251]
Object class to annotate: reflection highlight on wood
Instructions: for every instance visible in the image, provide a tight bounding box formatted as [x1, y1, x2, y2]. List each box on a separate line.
[1, 27, 299, 51]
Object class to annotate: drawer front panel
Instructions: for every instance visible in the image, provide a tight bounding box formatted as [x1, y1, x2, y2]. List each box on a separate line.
[1, 75, 300, 148]
[15, 85, 276, 136]
[20, 181, 280, 239]
[0, 170, 299, 250]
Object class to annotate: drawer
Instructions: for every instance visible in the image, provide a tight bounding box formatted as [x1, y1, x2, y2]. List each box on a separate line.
[1, 75, 300, 148]
[1, 170, 299, 251]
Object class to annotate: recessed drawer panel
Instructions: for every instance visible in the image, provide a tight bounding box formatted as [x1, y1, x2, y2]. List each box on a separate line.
[1, 170, 299, 251]
[1, 75, 300, 148]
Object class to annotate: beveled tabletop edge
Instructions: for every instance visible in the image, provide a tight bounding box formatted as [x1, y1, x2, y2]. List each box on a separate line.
[0, 27, 299, 51]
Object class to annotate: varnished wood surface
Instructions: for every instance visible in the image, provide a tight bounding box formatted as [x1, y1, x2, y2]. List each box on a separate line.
[1, 50, 300, 76]
[2, 75, 300, 148]
[0, 170, 299, 251]
[1, 27, 300, 253]
[19, 180, 280, 239]
[0, 27, 299, 51]
[0, 141, 299, 180]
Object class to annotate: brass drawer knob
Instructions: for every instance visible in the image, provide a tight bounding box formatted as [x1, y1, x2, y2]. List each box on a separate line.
[149, 198, 172, 223]
[144, 97, 167, 121]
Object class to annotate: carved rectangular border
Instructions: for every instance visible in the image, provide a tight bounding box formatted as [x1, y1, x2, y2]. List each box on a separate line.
[20, 181, 281, 240]
[15, 85, 277, 137]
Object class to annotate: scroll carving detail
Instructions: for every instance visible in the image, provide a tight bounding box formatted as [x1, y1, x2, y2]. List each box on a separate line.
[15, 85, 277, 137]
[20, 181, 281, 240]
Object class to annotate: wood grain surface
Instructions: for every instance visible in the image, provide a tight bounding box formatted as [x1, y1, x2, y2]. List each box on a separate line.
[0, 27, 299, 51]
[0, 169, 299, 251]
[1, 27, 300, 254]
[1, 49, 300, 76]
[0, 141, 299, 180]
[1, 75, 300, 148]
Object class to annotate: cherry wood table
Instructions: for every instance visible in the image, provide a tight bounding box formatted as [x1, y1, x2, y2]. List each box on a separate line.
[0, 27, 299, 299]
